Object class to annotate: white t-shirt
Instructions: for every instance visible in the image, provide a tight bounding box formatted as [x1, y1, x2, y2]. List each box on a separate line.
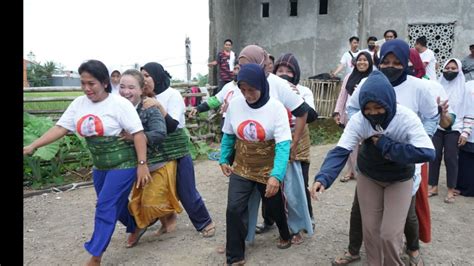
[110, 84, 120, 95]
[422, 79, 456, 131]
[287, 84, 315, 127]
[465, 81, 474, 143]
[340, 50, 360, 76]
[155, 87, 186, 128]
[267, 73, 304, 111]
[338, 104, 434, 152]
[223, 97, 292, 143]
[57, 94, 143, 137]
[419, 49, 437, 81]
[215, 81, 242, 118]
[348, 75, 438, 120]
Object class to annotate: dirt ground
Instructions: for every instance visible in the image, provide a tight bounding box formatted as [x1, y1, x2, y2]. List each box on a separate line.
[24, 144, 474, 265]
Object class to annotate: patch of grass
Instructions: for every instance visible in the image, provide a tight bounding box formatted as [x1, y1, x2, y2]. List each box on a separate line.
[309, 118, 343, 145]
[24, 91, 82, 111]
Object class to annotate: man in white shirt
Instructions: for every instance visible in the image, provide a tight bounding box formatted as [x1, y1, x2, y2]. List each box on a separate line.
[331, 36, 360, 78]
[415, 36, 438, 81]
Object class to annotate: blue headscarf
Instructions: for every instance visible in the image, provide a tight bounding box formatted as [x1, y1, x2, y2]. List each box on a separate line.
[380, 39, 410, 86]
[359, 70, 397, 130]
[237, 63, 270, 109]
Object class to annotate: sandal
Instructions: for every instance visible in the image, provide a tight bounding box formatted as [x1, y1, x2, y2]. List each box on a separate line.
[340, 175, 354, 183]
[226, 259, 246, 265]
[428, 191, 438, 197]
[277, 238, 291, 249]
[126, 227, 148, 248]
[453, 189, 461, 196]
[201, 222, 216, 238]
[408, 252, 424, 266]
[332, 251, 361, 265]
[291, 232, 304, 245]
[444, 196, 455, 204]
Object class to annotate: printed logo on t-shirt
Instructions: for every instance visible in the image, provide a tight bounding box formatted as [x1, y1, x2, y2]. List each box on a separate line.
[237, 120, 265, 142]
[76, 114, 104, 137]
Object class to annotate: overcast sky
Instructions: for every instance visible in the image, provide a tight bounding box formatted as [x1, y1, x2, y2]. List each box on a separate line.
[23, 0, 210, 81]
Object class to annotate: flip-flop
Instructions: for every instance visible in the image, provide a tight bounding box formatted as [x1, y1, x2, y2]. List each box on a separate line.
[277, 238, 291, 249]
[340, 175, 354, 183]
[332, 252, 361, 265]
[408, 252, 424, 266]
[291, 233, 304, 245]
[444, 196, 455, 204]
[126, 227, 148, 248]
[427, 192, 438, 197]
[201, 223, 216, 238]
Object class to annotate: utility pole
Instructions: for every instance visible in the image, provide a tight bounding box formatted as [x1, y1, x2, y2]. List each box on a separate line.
[185, 37, 192, 83]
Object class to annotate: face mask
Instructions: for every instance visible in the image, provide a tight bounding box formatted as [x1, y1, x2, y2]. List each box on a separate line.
[443, 71, 458, 81]
[278, 74, 295, 85]
[365, 113, 387, 129]
[368, 45, 375, 50]
[407, 66, 415, 76]
[233, 75, 238, 82]
[380, 67, 404, 83]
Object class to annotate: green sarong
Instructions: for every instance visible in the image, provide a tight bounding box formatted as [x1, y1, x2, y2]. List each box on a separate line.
[148, 128, 190, 164]
[86, 136, 137, 170]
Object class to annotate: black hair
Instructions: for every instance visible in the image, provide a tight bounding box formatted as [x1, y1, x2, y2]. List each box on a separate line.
[224, 39, 233, 45]
[367, 36, 377, 42]
[349, 36, 359, 43]
[384, 29, 398, 38]
[415, 36, 427, 47]
[269, 54, 275, 63]
[470, 44, 474, 49]
[78, 60, 112, 93]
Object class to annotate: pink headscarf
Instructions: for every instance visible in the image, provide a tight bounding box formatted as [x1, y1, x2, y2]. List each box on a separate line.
[409, 48, 426, 79]
[238, 45, 269, 68]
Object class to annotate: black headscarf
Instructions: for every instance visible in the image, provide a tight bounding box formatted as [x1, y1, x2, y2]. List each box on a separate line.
[141, 62, 171, 95]
[345, 51, 373, 95]
[237, 63, 270, 109]
[273, 53, 301, 85]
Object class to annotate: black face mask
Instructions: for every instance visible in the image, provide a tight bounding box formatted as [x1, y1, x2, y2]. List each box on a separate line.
[233, 75, 238, 82]
[365, 113, 387, 129]
[368, 45, 375, 51]
[407, 66, 415, 76]
[278, 74, 295, 85]
[380, 67, 404, 83]
[443, 71, 458, 81]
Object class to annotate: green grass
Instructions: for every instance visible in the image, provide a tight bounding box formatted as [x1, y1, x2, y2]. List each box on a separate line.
[309, 118, 343, 145]
[24, 91, 83, 111]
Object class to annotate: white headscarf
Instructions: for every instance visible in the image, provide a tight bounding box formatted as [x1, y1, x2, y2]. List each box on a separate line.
[439, 58, 467, 131]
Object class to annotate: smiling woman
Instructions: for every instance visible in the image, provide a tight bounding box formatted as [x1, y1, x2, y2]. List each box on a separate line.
[23, 59, 152, 265]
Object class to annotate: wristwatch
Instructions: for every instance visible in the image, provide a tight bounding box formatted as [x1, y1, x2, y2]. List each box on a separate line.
[138, 160, 147, 165]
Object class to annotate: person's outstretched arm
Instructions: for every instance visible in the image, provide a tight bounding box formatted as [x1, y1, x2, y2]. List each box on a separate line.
[23, 126, 69, 155]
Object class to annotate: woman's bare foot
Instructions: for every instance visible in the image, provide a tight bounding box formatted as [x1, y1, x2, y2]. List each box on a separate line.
[453, 189, 461, 196]
[155, 213, 177, 236]
[85, 256, 101, 266]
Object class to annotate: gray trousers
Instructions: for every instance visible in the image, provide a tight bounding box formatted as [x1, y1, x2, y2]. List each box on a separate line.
[357, 173, 413, 266]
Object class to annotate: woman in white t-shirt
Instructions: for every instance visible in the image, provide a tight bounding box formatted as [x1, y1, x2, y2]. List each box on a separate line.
[220, 63, 293, 264]
[23, 60, 151, 265]
[141, 62, 216, 238]
[311, 70, 435, 265]
[429, 58, 470, 203]
[333, 51, 373, 183]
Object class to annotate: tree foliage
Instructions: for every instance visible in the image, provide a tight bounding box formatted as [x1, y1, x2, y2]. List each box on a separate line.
[27, 60, 61, 87]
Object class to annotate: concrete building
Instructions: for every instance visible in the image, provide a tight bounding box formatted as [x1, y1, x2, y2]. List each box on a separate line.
[208, 0, 474, 83]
